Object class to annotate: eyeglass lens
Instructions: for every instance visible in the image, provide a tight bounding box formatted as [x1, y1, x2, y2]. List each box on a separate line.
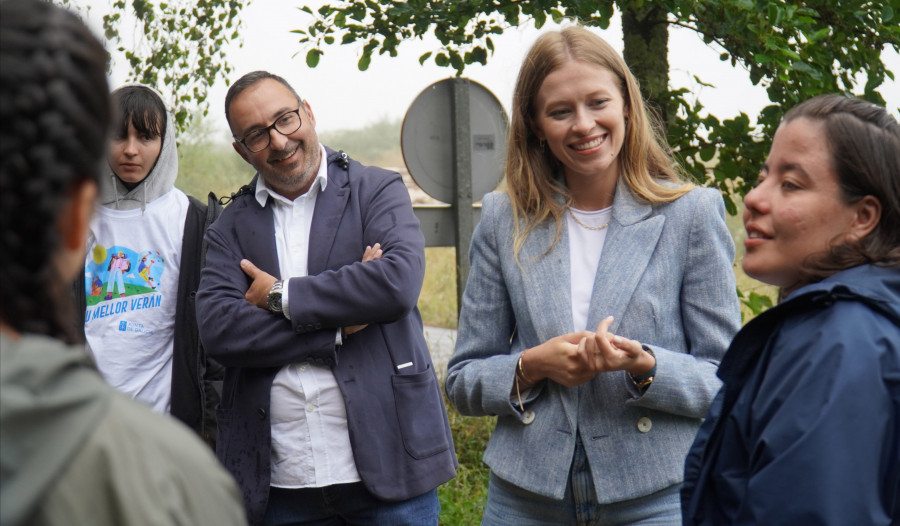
[245, 110, 302, 152]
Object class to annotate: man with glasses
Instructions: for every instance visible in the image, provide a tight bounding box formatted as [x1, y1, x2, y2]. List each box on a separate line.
[196, 71, 457, 525]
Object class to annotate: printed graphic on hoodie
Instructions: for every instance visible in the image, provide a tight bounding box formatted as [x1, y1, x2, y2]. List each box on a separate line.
[84, 245, 165, 329]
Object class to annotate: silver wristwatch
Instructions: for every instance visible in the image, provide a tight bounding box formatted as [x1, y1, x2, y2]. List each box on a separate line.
[266, 280, 284, 314]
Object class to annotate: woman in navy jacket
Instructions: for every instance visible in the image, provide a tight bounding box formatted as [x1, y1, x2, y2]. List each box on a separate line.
[682, 94, 900, 525]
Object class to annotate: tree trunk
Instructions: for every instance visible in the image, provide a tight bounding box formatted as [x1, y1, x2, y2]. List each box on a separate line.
[620, 3, 670, 129]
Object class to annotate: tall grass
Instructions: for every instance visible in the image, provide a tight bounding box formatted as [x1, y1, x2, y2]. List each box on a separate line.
[438, 397, 494, 525]
[420, 247, 459, 329]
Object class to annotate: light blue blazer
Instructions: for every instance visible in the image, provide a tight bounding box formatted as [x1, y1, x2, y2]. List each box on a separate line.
[445, 181, 742, 504]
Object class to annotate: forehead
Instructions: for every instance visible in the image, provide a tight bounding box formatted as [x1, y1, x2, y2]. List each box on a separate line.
[769, 118, 831, 165]
[535, 60, 621, 105]
[229, 79, 299, 132]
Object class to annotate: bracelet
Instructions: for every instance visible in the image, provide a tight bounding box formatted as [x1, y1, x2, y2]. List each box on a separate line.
[517, 349, 535, 384]
[514, 374, 525, 413]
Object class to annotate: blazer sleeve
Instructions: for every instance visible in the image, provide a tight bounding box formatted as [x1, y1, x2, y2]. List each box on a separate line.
[625, 188, 741, 418]
[445, 193, 525, 418]
[286, 170, 425, 330]
[197, 222, 338, 368]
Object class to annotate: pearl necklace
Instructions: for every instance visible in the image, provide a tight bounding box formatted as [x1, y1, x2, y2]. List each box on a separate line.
[568, 208, 610, 231]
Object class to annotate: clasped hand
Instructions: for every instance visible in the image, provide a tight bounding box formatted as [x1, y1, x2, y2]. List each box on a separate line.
[523, 316, 654, 388]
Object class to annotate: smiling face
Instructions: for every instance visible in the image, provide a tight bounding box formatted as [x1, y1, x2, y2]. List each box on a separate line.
[228, 78, 321, 200]
[742, 117, 873, 289]
[108, 122, 162, 186]
[531, 59, 627, 203]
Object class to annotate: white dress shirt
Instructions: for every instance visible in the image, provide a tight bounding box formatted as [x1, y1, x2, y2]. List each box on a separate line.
[256, 144, 361, 488]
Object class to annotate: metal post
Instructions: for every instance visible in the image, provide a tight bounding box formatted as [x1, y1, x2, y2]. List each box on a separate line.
[451, 78, 472, 317]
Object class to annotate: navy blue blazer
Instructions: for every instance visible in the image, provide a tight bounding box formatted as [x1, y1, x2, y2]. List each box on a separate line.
[196, 148, 457, 525]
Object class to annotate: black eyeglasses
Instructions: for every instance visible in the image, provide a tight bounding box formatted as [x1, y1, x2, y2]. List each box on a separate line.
[236, 108, 302, 153]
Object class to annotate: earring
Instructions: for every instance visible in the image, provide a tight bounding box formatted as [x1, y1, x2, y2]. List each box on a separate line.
[539, 138, 546, 150]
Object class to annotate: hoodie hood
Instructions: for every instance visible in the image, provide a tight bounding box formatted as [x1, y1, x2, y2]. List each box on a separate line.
[0, 333, 110, 525]
[98, 85, 179, 211]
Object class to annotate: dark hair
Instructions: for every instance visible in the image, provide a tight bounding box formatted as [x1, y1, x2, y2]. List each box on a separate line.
[0, 0, 110, 343]
[224, 70, 301, 132]
[784, 94, 900, 286]
[112, 85, 166, 143]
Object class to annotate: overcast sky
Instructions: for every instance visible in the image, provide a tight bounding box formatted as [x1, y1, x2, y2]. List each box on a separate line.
[80, 1, 899, 139]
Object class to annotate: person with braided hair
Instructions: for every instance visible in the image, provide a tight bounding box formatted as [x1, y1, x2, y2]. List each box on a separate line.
[0, 1, 246, 524]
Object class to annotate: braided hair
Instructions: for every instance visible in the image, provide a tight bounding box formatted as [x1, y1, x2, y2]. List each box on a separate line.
[0, 0, 110, 343]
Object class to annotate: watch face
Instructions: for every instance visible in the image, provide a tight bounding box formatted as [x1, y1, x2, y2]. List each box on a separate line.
[267, 281, 284, 313]
[268, 295, 282, 312]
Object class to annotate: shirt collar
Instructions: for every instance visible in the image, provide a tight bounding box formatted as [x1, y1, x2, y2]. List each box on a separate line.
[254, 144, 329, 207]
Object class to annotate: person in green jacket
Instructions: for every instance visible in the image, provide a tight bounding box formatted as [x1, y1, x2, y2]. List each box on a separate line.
[0, 1, 247, 524]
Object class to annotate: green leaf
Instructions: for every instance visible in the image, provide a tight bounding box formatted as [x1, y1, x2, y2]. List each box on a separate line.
[449, 51, 464, 72]
[470, 46, 487, 65]
[358, 52, 372, 71]
[808, 27, 830, 41]
[306, 49, 321, 67]
[419, 52, 432, 65]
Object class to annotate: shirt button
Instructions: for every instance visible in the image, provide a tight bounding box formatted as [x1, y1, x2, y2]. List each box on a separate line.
[257, 407, 267, 419]
[522, 410, 535, 425]
[299, 364, 307, 372]
[307, 405, 316, 412]
[637, 417, 652, 433]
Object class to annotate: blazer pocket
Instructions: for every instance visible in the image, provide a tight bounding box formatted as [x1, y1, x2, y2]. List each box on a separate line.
[391, 365, 451, 460]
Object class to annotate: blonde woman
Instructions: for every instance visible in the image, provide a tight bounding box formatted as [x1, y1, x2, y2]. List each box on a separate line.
[446, 26, 741, 525]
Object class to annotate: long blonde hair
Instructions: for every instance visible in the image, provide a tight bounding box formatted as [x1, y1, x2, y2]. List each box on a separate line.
[506, 25, 692, 258]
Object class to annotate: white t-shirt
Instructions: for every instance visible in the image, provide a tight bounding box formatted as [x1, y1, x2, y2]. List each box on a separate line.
[567, 206, 613, 332]
[83, 188, 189, 413]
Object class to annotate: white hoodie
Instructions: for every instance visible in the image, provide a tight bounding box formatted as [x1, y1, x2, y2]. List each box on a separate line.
[83, 89, 189, 414]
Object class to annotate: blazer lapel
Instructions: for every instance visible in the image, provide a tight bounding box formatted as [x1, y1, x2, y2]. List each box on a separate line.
[518, 207, 580, 432]
[233, 185, 282, 279]
[308, 159, 349, 275]
[519, 215, 573, 342]
[587, 181, 664, 332]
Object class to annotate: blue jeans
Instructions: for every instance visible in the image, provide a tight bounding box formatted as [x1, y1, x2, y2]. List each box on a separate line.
[263, 484, 439, 526]
[482, 437, 681, 526]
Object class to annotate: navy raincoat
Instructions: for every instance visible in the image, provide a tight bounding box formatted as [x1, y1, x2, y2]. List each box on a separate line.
[682, 264, 900, 525]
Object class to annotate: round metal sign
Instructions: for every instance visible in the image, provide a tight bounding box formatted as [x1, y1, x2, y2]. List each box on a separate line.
[401, 78, 508, 204]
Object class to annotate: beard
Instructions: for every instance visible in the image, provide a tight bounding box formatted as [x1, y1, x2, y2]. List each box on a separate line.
[256, 139, 321, 196]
